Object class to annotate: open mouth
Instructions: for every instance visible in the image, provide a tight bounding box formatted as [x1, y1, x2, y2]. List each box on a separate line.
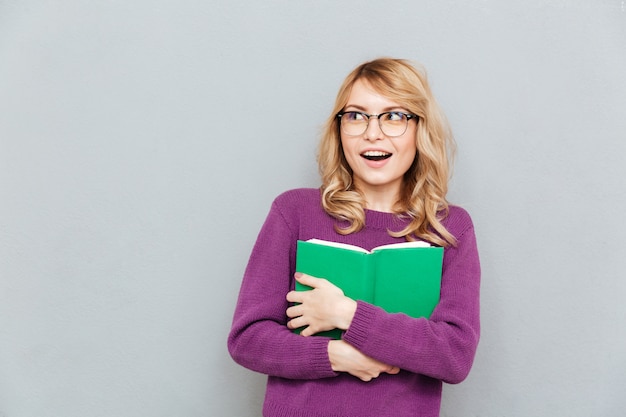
[361, 151, 392, 161]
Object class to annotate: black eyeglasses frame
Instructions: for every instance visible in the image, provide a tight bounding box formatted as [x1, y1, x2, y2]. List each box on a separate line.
[336, 111, 419, 137]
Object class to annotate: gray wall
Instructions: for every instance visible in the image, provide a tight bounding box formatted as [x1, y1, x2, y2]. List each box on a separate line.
[1, 1, 625, 416]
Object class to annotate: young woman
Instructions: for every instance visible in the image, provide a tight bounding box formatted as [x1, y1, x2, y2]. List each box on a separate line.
[228, 58, 480, 417]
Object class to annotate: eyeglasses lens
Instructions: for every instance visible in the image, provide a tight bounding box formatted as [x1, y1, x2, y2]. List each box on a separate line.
[340, 112, 409, 137]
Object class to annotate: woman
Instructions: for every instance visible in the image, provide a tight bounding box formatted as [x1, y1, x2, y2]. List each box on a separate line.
[228, 58, 480, 417]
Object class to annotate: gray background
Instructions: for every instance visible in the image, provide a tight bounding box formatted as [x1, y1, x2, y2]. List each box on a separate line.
[1, 1, 625, 416]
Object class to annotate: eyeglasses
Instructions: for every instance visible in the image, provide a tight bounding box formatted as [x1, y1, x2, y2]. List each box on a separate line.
[337, 111, 419, 137]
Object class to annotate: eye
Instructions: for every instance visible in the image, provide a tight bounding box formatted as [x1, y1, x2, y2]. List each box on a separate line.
[385, 112, 406, 122]
[343, 111, 365, 122]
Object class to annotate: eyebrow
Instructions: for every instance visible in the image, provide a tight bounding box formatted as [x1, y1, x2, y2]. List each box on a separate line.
[343, 104, 407, 113]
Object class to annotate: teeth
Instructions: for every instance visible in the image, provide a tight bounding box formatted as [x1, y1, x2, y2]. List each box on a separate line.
[362, 151, 390, 157]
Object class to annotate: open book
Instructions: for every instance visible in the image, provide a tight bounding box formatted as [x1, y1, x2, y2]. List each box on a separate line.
[294, 238, 443, 338]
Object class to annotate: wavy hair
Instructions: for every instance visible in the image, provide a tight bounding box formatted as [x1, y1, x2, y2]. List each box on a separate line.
[318, 58, 457, 247]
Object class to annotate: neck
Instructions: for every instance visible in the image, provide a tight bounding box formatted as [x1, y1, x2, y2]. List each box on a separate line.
[358, 184, 401, 213]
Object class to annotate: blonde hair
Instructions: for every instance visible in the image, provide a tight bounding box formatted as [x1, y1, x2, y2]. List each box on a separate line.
[318, 58, 457, 247]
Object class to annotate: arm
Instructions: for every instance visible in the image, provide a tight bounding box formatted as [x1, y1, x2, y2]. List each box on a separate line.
[227, 201, 337, 380]
[285, 274, 400, 382]
[341, 214, 481, 384]
[327, 339, 400, 382]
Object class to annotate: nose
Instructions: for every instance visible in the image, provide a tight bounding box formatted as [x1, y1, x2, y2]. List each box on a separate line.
[363, 116, 383, 140]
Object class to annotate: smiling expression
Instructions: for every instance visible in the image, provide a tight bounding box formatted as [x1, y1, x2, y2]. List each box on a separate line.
[340, 79, 418, 205]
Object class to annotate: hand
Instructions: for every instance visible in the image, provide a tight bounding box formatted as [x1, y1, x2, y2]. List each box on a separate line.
[328, 340, 400, 382]
[286, 273, 357, 337]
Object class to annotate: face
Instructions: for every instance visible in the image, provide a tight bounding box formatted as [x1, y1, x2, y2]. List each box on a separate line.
[340, 79, 418, 204]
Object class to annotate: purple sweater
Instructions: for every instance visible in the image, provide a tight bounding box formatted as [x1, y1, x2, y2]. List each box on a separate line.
[228, 188, 480, 417]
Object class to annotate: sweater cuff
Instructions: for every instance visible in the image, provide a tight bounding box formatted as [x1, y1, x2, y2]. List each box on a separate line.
[342, 300, 377, 349]
[311, 337, 338, 376]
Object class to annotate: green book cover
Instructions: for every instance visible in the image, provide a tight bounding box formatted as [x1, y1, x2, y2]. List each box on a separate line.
[294, 239, 443, 339]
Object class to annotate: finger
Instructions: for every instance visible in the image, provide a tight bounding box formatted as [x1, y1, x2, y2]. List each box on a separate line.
[359, 373, 375, 382]
[301, 323, 337, 337]
[386, 366, 401, 375]
[287, 316, 307, 330]
[295, 273, 326, 288]
[286, 290, 305, 303]
[298, 324, 317, 337]
[285, 304, 302, 319]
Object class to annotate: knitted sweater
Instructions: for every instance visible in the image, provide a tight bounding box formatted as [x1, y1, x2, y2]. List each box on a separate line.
[228, 188, 480, 417]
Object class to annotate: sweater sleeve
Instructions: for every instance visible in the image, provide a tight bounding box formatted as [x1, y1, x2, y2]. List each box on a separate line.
[342, 208, 481, 384]
[227, 198, 338, 380]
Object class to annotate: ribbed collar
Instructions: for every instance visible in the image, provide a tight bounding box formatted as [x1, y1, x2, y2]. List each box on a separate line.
[363, 209, 409, 232]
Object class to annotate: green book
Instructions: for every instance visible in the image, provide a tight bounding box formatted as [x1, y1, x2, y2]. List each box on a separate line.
[294, 238, 443, 339]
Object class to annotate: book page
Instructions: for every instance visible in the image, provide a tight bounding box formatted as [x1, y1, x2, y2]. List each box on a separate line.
[372, 241, 431, 251]
[306, 238, 431, 253]
[306, 238, 369, 253]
